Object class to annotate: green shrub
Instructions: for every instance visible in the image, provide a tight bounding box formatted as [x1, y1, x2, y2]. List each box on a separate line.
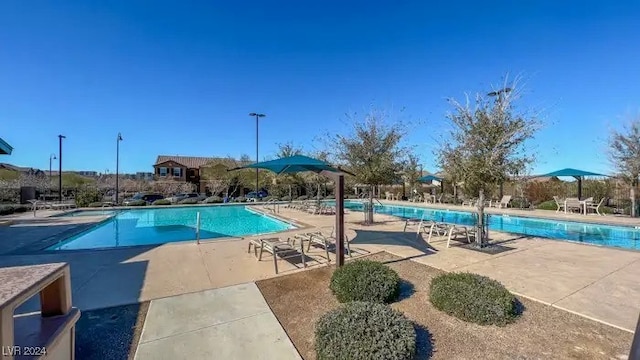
[233, 196, 246, 203]
[330, 260, 400, 304]
[263, 196, 279, 201]
[88, 202, 104, 207]
[75, 185, 102, 207]
[204, 196, 223, 203]
[297, 195, 309, 200]
[281, 195, 292, 202]
[152, 199, 171, 205]
[325, 195, 335, 199]
[178, 197, 199, 204]
[126, 200, 147, 206]
[315, 301, 416, 360]
[536, 200, 557, 211]
[0, 205, 14, 215]
[429, 272, 518, 326]
[0, 204, 29, 215]
[13, 205, 29, 213]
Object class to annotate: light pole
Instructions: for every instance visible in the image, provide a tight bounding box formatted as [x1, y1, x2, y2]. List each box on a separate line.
[58, 135, 65, 203]
[116, 133, 123, 204]
[249, 113, 266, 196]
[49, 154, 56, 178]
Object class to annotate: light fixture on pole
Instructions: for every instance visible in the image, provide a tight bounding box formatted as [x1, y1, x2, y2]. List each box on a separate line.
[249, 113, 266, 197]
[116, 133, 123, 204]
[49, 154, 57, 178]
[58, 135, 66, 203]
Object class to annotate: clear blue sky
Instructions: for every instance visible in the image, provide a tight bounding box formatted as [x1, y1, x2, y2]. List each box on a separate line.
[1, 1, 639, 175]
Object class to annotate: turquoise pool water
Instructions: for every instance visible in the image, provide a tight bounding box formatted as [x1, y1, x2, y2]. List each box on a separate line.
[47, 206, 295, 250]
[340, 201, 640, 250]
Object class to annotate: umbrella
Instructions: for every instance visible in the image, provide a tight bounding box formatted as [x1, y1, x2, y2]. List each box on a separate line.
[0, 138, 13, 155]
[230, 155, 342, 175]
[229, 155, 351, 266]
[539, 168, 606, 199]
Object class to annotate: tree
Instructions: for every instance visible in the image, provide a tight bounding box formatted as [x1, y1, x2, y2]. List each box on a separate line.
[436, 80, 541, 246]
[200, 157, 238, 196]
[328, 108, 408, 223]
[608, 116, 640, 217]
[402, 153, 422, 199]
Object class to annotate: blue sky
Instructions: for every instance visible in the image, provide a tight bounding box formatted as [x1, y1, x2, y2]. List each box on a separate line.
[1, 1, 638, 175]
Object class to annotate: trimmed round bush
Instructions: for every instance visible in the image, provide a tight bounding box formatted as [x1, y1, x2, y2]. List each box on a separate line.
[88, 202, 104, 207]
[204, 196, 223, 204]
[330, 260, 400, 304]
[315, 301, 416, 360]
[297, 195, 309, 200]
[280, 195, 292, 202]
[178, 197, 199, 204]
[152, 199, 171, 205]
[126, 199, 147, 206]
[325, 195, 335, 199]
[429, 272, 518, 326]
[13, 205, 29, 213]
[233, 196, 246, 203]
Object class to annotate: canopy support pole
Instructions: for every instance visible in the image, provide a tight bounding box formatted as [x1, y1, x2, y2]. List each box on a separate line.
[321, 171, 345, 267]
[573, 176, 582, 199]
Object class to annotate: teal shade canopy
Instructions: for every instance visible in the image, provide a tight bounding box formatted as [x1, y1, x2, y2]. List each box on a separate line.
[418, 174, 443, 182]
[229, 155, 342, 175]
[0, 138, 13, 155]
[541, 168, 605, 177]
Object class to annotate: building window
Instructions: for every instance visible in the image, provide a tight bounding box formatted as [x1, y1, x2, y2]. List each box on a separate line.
[173, 167, 182, 177]
[159, 167, 167, 176]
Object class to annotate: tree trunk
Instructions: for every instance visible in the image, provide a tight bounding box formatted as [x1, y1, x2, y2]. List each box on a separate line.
[367, 185, 375, 224]
[632, 181, 637, 218]
[476, 189, 486, 247]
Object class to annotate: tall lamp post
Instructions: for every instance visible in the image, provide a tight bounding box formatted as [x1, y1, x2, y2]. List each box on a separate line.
[116, 133, 123, 204]
[49, 154, 57, 178]
[249, 113, 266, 196]
[58, 135, 66, 203]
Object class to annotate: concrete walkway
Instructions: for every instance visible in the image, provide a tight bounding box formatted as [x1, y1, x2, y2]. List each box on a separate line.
[134, 283, 301, 360]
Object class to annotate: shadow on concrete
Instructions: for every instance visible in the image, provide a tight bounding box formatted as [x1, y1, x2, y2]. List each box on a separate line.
[350, 228, 437, 255]
[75, 302, 149, 360]
[5, 246, 154, 314]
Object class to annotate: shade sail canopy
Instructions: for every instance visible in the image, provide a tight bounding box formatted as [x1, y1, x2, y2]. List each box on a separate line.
[418, 174, 442, 183]
[228, 154, 349, 267]
[0, 138, 13, 155]
[229, 155, 344, 175]
[540, 168, 605, 177]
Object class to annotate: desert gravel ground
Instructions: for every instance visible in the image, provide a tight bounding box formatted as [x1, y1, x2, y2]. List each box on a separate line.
[257, 251, 633, 360]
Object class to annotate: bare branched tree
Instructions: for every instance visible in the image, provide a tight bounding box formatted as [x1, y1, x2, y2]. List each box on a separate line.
[436, 78, 541, 246]
[326, 107, 410, 223]
[608, 116, 640, 217]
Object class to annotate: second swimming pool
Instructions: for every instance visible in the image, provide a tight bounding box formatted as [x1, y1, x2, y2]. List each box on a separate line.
[340, 201, 640, 250]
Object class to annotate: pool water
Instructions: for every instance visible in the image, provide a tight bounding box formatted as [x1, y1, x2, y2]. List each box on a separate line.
[340, 201, 640, 250]
[48, 206, 295, 250]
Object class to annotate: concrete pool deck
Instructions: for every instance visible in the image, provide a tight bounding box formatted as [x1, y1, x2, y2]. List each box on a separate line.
[1, 203, 640, 334]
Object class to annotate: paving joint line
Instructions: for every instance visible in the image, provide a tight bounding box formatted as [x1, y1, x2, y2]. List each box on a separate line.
[551, 256, 640, 306]
[139, 310, 272, 345]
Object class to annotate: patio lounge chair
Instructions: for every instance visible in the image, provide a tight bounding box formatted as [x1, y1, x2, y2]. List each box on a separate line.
[461, 198, 476, 207]
[292, 229, 351, 262]
[247, 237, 306, 274]
[425, 222, 473, 248]
[490, 195, 512, 209]
[553, 196, 565, 213]
[587, 197, 607, 216]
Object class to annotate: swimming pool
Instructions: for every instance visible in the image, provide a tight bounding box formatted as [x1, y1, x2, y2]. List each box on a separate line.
[340, 201, 640, 250]
[47, 205, 296, 250]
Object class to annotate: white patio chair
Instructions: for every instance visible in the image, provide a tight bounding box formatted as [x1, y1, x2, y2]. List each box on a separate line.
[491, 195, 512, 209]
[553, 196, 565, 213]
[587, 198, 606, 216]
